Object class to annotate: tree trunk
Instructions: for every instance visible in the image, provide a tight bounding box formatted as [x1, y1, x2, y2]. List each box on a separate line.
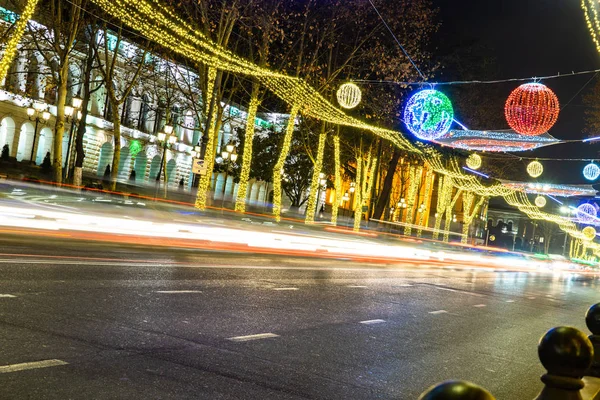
[331, 133, 341, 226]
[235, 82, 260, 212]
[272, 104, 300, 221]
[53, 63, 69, 183]
[372, 148, 400, 220]
[305, 122, 327, 224]
[73, 90, 90, 187]
[110, 109, 121, 191]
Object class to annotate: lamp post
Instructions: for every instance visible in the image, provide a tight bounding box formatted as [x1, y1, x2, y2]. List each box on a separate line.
[63, 96, 83, 180]
[315, 172, 327, 219]
[220, 141, 237, 210]
[342, 191, 350, 225]
[26, 105, 50, 164]
[155, 124, 176, 196]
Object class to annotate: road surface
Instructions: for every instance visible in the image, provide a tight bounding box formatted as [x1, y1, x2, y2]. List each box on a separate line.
[0, 233, 597, 399]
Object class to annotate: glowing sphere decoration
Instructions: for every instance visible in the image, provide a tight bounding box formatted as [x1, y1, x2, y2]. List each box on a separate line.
[535, 196, 547, 208]
[505, 83, 560, 136]
[404, 89, 454, 141]
[527, 160, 544, 178]
[466, 153, 482, 170]
[577, 203, 598, 224]
[583, 163, 600, 181]
[583, 226, 597, 241]
[336, 83, 362, 109]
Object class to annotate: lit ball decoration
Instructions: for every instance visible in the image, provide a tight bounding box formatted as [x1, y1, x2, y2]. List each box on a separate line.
[583, 163, 600, 181]
[535, 196, 547, 208]
[577, 203, 598, 224]
[505, 83, 560, 136]
[527, 160, 544, 178]
[583, 226, 597, 241]
[404, 89, 454, 141]
[466, 153, 482, 170]
[336, 83, 362, 109]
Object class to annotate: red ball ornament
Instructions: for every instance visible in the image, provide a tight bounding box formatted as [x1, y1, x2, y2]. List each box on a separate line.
[504, 83, 560, 136]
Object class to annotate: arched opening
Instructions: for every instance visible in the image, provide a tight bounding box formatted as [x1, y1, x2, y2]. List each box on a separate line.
[35, 127, 53, 165]
[122, 94, 134, 128]
[138, 94, 150, 132]
[153, 100, 166, 134]
[90, 74, 103, 116]
[148, 155, 161, 181]
[133, 152, 148, 182]
[25, 53, 40, 99]
[67, 63, 82, 103]
[117, 146, 132, 181]
[166, 158, 177, 184]
[0, 117, 16, 151]
[183, 110, 194, 143]
[16, 122, 34, 161]
[96, 142, 114, 176]
[171, 104, 181, 137]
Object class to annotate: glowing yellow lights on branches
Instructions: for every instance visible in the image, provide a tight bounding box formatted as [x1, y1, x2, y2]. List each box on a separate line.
[527, 160, 544, 178]
[336, 83, 362, 109]
[466, 153, 482, 170]
[583, 226, 597, 241]
[0, 0, 41, 84]
[535, 195, 547, 208]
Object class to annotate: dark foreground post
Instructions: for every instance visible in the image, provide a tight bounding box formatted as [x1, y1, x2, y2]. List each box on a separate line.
[418, 381, 495, 400]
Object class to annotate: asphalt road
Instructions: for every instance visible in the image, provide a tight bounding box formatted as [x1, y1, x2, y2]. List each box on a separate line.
[0, 234, 598, 399]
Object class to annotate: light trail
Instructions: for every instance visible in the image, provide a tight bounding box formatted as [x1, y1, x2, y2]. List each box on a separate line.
[0, 203, 594, 275]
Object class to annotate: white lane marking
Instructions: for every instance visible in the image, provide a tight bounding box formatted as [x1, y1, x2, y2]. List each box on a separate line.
[435, 287, 456, 292]
[0, 359, 68, 374]
[347, 285, 368, 288]
[528, 296, 536, 299]
[0, 294, 16, 298]
[155, 290, 202, 294]
[228, 333, 279, 342]
[473, 304, 486, 308]
[395, 284, 413, 287]
[429, 310, 448, 315]
[360, 319, 385, 325]
[273, 287, 298, 291]
[505, 300, 515, 303]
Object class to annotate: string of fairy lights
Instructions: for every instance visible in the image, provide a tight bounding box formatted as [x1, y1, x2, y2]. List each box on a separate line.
[5, 0, 600, 256]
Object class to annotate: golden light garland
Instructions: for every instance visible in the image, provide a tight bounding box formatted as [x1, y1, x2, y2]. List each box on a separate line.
[404, 165, 423, 236]
[234, 89, 260, 212]
[305, 131, 327, 224]
[353, 152, 363, 232]
[272, 105, 300, 221]
[195, 66, 218, 210]
[0, 0, 41, 84]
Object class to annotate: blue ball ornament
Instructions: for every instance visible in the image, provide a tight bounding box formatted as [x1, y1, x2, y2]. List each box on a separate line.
[583, 163, 600, 181]
[404, 89, 454, 141]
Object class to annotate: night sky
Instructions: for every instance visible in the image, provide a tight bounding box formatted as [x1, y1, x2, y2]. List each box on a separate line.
[432, 0, 600, 184]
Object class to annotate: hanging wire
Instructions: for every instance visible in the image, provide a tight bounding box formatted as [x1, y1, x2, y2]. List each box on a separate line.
[367, 0, 427, 82]
[352, 68, 600, 86]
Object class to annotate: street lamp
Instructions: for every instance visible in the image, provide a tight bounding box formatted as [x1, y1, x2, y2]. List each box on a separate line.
[26, 104, 51, 164]
[315, 172, 327, 218]
[63, 96, 83, 180]
[220, 141, 237, 209]
[155, 124, 176, 189]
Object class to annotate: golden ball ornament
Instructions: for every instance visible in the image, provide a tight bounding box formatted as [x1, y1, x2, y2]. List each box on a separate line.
[527, 160, 544, 178]
[466, 153, 482, 170]
[336, 83, 362, 109]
